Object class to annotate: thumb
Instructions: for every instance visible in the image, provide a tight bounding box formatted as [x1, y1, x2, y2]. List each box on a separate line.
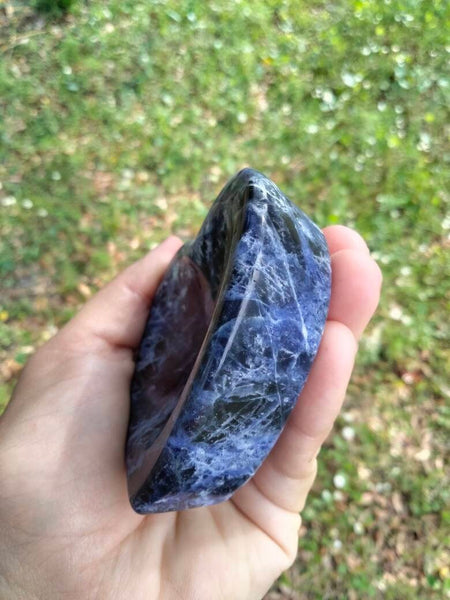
[2, 236, 182, 425]
[61, 235, 183, 352]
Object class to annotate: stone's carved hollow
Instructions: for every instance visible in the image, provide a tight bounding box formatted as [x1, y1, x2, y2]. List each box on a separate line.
[126, 168, 331, 514]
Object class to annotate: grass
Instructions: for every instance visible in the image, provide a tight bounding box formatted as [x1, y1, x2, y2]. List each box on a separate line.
[1, 0, 449, 597]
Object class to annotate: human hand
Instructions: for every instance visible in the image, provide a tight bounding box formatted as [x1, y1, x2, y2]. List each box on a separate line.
[0, 225, 381, 600]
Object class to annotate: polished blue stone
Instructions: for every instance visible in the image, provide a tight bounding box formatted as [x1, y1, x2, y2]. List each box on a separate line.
[126, 168, 331, 513]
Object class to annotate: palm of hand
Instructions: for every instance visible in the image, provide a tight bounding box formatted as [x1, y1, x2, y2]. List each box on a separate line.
[0, 227, 380, 600]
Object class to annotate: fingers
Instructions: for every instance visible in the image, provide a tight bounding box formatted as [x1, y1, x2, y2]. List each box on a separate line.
[251, 321, 357, 513]
[60, 236, 183, 352]
[247, 226, 381, 514]
[328, 249, 382, 339]
[323, 225, 370, 255]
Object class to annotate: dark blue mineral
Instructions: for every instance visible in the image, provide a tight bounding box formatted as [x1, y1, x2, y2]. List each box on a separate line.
[126, 168, 331, 513]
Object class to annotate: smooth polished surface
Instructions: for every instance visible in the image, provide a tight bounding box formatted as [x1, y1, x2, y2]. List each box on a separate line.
[126, 169, 331, 513]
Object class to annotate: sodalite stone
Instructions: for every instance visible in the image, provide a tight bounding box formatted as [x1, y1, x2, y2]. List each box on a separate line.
[126, 168, 331, 514]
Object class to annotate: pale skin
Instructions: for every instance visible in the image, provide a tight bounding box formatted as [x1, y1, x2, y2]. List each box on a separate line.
[0, 225, 381, 600]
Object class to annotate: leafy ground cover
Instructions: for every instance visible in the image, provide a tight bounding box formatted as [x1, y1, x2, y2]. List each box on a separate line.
[1, 1, 449, 597]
